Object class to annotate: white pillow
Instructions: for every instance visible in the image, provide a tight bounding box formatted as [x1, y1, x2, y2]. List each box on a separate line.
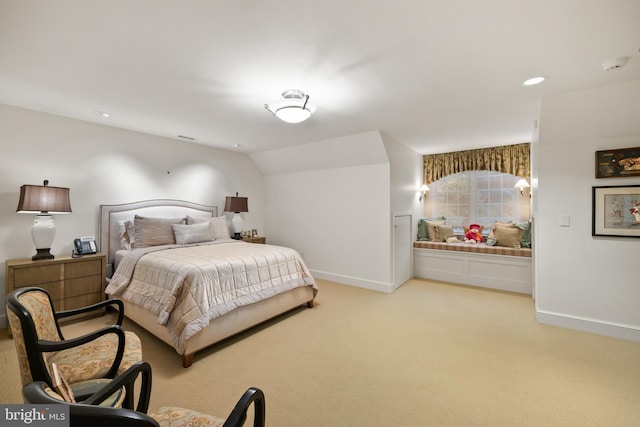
[172, 221, 214, 245]
[210, 216, 231, 239]
[187, 215, 230, 240]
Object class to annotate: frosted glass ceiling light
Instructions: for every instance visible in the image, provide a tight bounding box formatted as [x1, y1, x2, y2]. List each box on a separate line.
[523, 76, 545, 86]
[264, 89, 317, 123]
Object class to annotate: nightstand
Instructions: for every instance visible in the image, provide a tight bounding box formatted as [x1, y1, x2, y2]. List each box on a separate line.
[6, 253, 107, 329]
[243, 236, 266, 244]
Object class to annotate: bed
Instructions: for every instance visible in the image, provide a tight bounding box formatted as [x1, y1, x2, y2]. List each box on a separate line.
[99, 199, 317, 367]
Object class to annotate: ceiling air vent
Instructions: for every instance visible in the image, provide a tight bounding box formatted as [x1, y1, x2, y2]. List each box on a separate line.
[602, 57, 629, 71]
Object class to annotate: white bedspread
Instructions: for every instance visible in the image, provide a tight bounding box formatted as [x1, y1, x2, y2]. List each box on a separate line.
[106, 240, 317, 353]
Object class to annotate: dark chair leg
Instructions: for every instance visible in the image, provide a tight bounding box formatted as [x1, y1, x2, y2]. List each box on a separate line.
[124, 382, 135, 409]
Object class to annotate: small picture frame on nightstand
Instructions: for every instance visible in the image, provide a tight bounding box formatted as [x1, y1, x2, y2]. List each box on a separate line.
[251, 229, 258, 238]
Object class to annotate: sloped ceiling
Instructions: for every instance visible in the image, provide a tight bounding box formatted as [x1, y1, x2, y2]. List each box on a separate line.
[0, 0, 639, 155]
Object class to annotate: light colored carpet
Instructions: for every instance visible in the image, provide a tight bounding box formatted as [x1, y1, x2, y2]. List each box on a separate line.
[2, 278, 640, 426]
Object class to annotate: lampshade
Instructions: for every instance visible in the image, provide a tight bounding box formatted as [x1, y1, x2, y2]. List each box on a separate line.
[17, 181, 72, 214]
[224, 195, 248, 213]
[264, 89, 317, 124]
[515, 178, 531, 198]
[514, 179, 530, 190]
[419, 184, 430, 202]
[16, 180, 71, 261]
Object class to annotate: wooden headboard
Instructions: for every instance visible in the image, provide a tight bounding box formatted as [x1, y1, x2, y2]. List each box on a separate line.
[99, 199, 218, 276]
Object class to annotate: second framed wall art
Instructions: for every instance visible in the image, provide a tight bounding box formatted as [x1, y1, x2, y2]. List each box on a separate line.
[592, 185, 640, 238]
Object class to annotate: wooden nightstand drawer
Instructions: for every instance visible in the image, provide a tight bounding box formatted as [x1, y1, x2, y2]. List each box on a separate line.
[32, 282, 63, 301]
[13, 264, 61, 287]
[243, 236, 266, 244]
[66, 275, 103, 297]
[65, 259, 102, 279]
[65, 292, 103, 310]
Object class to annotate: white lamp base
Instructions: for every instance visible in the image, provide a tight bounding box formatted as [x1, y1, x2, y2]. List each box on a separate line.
[231, 213, 243, 240]
[32, 214, 55, 260]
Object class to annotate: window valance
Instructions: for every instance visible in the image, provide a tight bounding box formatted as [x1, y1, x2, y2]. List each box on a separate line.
[423, 142, 530, 184]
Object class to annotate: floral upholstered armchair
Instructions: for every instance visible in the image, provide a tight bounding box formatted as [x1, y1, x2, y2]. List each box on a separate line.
[6, 286, 142, 406]
[22, 363, 266, 427]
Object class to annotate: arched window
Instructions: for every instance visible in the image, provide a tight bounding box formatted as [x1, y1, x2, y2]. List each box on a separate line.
[422, 143, 531, 234]
[428, 170, 529, 233]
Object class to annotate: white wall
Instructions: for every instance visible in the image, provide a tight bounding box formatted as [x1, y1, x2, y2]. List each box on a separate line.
[535, 79, 640, 341]
[252, 132, 394, 292]
[381, 134, 425, 287]
[0, 104, 264, 327]
[381, 133, 425, 233]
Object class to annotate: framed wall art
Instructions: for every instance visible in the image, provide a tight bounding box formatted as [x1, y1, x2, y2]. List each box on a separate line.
[592, 185, 640, 238]
[595, 146, 640, 178]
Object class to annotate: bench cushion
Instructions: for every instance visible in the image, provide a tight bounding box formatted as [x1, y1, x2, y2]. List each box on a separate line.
[413, 241, 531, 257]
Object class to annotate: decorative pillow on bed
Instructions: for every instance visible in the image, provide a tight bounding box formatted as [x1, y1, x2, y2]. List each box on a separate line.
[133, 215, 186, 248]
[118, 220, 135, 250]
[187, 215, 230, 240]
[210, 216, 231, 239]
[172, 222, 214, 245]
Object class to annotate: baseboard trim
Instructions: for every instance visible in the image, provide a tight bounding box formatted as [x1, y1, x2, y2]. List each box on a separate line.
[536, 310, 640, 342]
[309, 270, 397, 293]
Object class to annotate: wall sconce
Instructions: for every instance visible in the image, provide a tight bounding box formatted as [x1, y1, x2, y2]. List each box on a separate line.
[224, 192, 248, 240]
[419, 184, 430, 202]
[514, 179, 531, 197]
[16, 179, 72, 260]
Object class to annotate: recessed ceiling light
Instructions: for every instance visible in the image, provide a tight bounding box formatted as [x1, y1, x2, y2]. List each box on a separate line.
[234, 144, 243, 148]
[523, 76, 546, 86]
[93, 111, 111, 118]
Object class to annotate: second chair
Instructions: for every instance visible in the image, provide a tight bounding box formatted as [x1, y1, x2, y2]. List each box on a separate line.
[23, 361, 266, 427]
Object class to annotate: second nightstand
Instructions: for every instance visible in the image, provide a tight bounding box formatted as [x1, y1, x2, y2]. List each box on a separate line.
[242, 236, 266, 244]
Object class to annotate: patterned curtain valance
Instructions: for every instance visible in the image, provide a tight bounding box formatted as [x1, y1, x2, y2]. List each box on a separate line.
[423, 142, 530, 184]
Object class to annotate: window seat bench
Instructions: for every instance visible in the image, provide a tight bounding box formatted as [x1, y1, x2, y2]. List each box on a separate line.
[413, 241, 533, 294]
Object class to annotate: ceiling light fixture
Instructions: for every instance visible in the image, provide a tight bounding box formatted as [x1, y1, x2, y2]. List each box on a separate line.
[93, 111, 111, 118]
[264, 89, 317, 124]
[523, 76, 545, 86]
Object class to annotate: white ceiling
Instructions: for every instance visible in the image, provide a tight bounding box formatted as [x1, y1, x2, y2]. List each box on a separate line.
[1, 1, 639, 155]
